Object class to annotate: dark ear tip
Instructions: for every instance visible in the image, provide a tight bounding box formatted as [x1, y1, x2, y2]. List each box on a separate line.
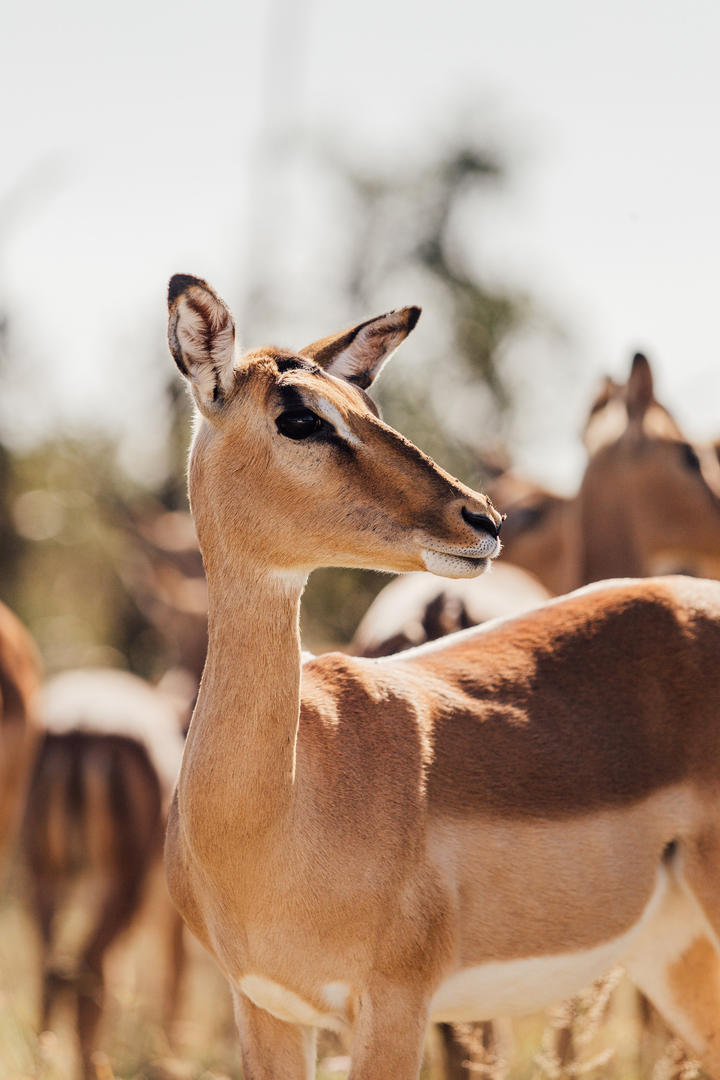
[406, 306, 422, 331]
[631, 351, 649, 370]
[168, 273, 208, 309]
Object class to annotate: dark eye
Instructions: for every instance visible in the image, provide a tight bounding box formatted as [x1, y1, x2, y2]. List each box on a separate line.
[680, 443, 702, 472]
[276, 409, 323, 440]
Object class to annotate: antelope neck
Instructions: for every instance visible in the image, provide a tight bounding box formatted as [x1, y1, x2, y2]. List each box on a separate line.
[181, 561, 307, 847]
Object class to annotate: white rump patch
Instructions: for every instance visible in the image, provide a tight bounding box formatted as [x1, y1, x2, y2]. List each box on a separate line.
[41, 669, 185, 802]
[623, 866, 719, 1055]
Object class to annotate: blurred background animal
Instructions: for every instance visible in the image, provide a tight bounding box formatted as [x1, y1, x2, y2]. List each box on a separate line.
[21, 668, 187, 1080]
[497, 351, 720, 592]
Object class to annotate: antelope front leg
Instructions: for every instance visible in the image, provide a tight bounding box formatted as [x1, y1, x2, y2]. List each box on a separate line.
[233, 991, 317, 1079]
[349, 984, 429, 1080]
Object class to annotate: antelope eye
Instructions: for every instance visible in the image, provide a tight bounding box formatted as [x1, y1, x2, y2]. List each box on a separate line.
[276, 409, 323, 440]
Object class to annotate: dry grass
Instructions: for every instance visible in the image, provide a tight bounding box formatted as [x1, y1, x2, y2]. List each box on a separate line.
[0, 875, 705, 1080]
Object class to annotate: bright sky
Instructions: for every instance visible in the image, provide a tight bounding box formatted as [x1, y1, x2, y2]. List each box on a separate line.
[2, 0, 719, 488]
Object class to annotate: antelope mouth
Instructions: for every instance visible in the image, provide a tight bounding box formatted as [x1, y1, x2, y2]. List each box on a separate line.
[420, 547, 494, 579]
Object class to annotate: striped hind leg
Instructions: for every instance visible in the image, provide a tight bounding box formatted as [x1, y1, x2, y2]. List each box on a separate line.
[76, 865, 150, 1080]
[624, 848, 720, 1077]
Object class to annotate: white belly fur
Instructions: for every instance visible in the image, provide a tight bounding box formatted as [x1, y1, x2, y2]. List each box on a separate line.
[430, 864, 669, 1022]
[238, 867, 669, 1030]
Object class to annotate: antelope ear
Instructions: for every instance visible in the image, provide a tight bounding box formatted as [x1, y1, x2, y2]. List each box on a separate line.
[167, 274, 239, 411]
[299, 306, 421, 389]
[626, 352, 654, 420]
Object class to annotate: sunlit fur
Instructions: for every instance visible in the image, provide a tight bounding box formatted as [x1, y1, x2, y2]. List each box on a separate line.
[165, 276, 720, 1080]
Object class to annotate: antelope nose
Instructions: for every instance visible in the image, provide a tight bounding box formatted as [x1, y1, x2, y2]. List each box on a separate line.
[461, 506, 502, 538]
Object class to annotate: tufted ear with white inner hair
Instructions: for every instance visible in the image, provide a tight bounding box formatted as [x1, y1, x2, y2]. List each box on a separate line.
[167, 274, 239, 412]
[299, 306, 421, 390]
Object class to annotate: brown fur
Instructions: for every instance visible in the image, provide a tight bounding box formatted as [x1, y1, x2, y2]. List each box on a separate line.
[165, 276, 720, 1079]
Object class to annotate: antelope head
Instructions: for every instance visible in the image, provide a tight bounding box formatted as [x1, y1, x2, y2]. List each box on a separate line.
[580, 352, 720, 579]
[167, 275, 502, 581]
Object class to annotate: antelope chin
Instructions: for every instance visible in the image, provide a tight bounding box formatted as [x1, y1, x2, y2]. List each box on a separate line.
[421, 549, 491, 579]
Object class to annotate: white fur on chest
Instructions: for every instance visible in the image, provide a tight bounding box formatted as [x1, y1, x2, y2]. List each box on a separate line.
[431, 866, 668, 1022]
[239, 974, 351, 1032]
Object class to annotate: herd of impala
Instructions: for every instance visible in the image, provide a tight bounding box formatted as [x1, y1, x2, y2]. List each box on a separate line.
[2, 275, 720, 1080]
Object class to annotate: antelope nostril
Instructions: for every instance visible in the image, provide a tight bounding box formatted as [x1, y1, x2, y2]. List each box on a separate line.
[461, 506, 500, 538]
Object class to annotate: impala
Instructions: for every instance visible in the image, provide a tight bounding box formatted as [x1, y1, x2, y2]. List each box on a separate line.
[165, 274, 720, 1079]
[578, 353, 720, 582]
[495, 352, 720, 594]
[24, 669, 186, 1080]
